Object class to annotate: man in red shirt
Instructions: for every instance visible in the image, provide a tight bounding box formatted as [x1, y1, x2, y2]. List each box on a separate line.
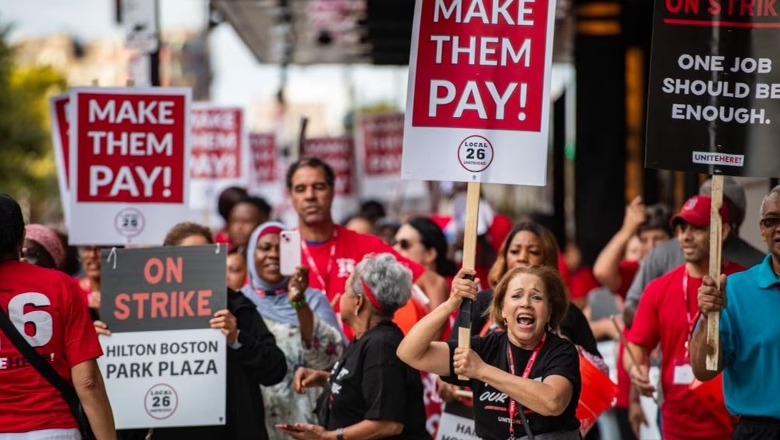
[625, 195, 742, 440]
[0, 193, 115, 438]
[285, 157, 449, 318]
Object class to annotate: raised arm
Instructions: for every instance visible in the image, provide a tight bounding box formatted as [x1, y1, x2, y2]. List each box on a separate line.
[690, 274, 726, 381]
[72, 359, 116, 440]
[397, 269, 478, 376]
[594, 196, 645, 291]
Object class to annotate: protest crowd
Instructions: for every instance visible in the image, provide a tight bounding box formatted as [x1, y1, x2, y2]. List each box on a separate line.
[3, 147, 780, 440]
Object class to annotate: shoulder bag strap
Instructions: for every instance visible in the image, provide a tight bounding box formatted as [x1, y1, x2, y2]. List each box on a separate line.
[0, 306, 79, 402]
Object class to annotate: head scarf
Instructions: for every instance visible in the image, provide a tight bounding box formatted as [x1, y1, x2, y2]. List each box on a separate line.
[240, 221, 341, 331]
[25, 224, 66, 269]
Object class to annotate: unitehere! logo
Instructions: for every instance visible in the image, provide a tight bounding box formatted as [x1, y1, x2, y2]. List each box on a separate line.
[457, 135, 494, 173]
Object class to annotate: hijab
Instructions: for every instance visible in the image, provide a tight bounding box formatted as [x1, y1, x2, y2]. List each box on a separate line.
[240, 221, 341, 331]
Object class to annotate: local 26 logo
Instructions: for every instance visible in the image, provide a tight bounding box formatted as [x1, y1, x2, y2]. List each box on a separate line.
[457, 135, 494, 173]
[114, 208, 146, 237]
[144, 383, 178, 420]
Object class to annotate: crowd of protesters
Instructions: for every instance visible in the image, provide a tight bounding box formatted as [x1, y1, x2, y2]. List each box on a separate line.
[3, 157, 780, 440]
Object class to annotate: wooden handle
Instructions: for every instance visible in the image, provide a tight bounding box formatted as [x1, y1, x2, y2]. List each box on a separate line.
[457, 182, 480, 380]
[706, 175, 724, 371]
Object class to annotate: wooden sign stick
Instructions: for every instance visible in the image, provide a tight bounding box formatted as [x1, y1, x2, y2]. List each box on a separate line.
[706, 175, 724, 371]
[457, 181, 480, 380]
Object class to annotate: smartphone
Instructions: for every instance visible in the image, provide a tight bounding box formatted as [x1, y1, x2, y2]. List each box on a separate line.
[275, 423, 303, 432]
[279, 230, 302, 276]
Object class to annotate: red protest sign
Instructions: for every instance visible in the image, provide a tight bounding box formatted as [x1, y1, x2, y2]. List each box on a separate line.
[191, 107, 244, 180]
[411, 0, 550, 132]
[249, 133, 277, 186]
[50, 94, 72, 225]
[358, 113, 404, 177]
[302, 136, 355, 196]
[73, 90, 188, 203]
[52, 95, 71, 191]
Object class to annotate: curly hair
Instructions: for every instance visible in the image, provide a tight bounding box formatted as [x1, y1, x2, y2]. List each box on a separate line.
[351, 253, 412, 317]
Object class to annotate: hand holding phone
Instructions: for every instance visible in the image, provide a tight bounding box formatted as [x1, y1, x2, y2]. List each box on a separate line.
[274, 423, 303, 432]
[280, 230, 302, 276]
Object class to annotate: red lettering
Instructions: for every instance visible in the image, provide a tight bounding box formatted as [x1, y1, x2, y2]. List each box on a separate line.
[166, 257, 183, 283]
[144, 258, 163, 284]
[150, 292, 168, 318]
[197, 290, 213, 316]
[132, 292, 150, 318]
[115, 293, 130, 320]
[178, 290, 195, 317]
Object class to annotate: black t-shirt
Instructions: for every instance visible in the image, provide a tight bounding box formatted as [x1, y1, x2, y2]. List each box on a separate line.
[321, 322, 428, 439]
[453, 288, 601, 359]
[442, 331, 581, 439]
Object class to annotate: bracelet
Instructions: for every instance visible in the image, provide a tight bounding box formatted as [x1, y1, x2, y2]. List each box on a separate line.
[289, 297, 307, 310]
[335, 428, 344, 440]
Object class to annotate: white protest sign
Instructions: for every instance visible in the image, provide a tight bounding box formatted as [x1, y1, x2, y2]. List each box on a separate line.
[402, 0, 557, 185]
[68, 87, 192, 245]
[49, 93, 71, 226]
[189, 105, 249, 214]
[355, 113, 426, 201]
[98, 246, 228, 429]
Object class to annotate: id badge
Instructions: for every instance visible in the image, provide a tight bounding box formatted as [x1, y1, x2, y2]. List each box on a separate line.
[673, 359, 694, 385]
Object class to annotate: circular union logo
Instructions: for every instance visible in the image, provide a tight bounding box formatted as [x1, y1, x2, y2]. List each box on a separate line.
[114, 208, 145, 238]
[144, 383, 179, 420]
[457, 136, 494, 173]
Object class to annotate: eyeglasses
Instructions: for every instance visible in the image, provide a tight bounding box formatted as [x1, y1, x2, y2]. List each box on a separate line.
[760, 216, 780, 229]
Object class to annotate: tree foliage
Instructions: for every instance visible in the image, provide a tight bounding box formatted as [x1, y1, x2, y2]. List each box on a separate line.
[0, 24, 67, 222]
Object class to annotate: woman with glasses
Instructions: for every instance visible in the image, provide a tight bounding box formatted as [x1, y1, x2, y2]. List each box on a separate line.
[76, 245, 103, 318]
[393, 217, 457, 286]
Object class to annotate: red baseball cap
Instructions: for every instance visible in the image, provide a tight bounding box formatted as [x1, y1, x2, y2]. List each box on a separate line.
[671, 195, 729, 228]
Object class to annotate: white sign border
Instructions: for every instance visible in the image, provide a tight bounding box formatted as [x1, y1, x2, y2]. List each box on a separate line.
[68, 86, 192, 246]
[401, 0, 558, 186]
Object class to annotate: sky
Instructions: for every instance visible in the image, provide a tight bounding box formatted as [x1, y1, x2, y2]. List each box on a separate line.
[0, 0, 409, 133]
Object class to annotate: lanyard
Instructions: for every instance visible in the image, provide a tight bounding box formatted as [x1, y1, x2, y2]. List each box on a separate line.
[682, 269, 700, 358]
[301, 228, 338, 296]
[506, 332, 547, 439]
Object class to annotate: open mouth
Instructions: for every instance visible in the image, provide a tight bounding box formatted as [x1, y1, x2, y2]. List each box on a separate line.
[516, 314, 535, 329]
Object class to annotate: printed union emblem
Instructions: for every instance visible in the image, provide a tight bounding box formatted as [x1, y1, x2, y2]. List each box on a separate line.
[114, 208, 146, 238]
[144, 383, 179, 420]
[457, 135, 494, 173]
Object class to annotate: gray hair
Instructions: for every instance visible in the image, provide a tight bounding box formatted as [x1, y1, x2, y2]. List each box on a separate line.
[760, 185, 780, 215]
[351, 253, 412, 317]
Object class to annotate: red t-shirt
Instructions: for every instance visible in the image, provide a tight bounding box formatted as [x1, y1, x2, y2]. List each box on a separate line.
[0, 261, 103, 433]
[615, 259, 640, 300]
[627, 262, 743, 440]
[302, 225, 425, 306]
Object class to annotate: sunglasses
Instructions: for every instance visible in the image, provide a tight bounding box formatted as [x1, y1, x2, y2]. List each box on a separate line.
[760, 216, 780, 229]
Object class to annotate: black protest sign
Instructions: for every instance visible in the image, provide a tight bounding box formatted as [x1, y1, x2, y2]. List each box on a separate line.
[645, 4, 780, 177]
[101, 245, 227, 332]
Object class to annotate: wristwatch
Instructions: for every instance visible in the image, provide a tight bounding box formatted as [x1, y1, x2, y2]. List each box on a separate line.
[335, 428, 344, 440]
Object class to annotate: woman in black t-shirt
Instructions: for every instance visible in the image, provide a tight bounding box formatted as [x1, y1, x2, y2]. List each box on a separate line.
[281, 253, 429, 440]
[398, 265, 582, 440]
